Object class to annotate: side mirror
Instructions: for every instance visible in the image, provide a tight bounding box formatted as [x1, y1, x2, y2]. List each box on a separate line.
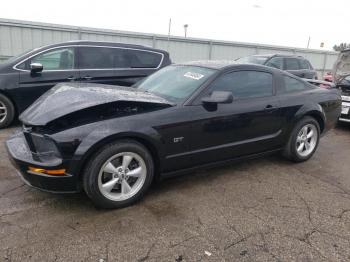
[201, 91, 233, 105]
[30, 63, 43, 73]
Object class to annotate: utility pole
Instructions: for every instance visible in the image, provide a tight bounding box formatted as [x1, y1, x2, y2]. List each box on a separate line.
[167, 18, 171, 51]
[307, 36, 311, 48]
[184, 24, 188, 38]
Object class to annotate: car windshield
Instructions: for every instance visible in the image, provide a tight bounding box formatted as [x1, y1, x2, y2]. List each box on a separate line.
[137, 65, 216, 103]
[236, 56, 269, 65]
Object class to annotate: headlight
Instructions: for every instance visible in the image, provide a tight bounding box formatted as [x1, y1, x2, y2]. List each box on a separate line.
[29, 133, 61, 158]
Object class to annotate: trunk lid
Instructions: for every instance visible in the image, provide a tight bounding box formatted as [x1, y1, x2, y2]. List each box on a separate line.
[333, 50, 350, 83]
[333, 49, 350, 96]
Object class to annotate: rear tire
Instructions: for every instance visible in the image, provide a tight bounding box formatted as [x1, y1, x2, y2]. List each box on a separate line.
[0, 93, 15, 129]
[283, 116, 320, 162]
[83, 140, 154, 209]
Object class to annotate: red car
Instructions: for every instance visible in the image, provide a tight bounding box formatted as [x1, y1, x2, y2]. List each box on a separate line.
[323, 71, 333, 82]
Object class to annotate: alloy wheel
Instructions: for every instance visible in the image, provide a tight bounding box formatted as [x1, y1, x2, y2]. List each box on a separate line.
[98, 152, 147, 201]
[0, 101, 7, 123]
[295, 123, 318, 157]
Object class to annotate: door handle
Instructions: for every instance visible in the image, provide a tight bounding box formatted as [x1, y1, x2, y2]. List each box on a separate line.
[82, 76, 93, 80]
[264, 104, 277, 110]
[67, 76, 76, 81]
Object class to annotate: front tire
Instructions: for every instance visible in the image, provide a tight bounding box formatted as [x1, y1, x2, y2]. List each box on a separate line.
[83, 140, 154, 209]
[0, 93, 15, 129]
[283, 117, 320, 162]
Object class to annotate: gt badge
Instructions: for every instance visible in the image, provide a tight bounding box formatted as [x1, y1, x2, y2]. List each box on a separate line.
[173, 137, 184, 143]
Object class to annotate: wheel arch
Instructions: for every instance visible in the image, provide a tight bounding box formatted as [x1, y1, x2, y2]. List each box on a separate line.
[303, 111, 325, 133]
[0, 90, 17, 116]
[76, 132, 161, 182]
[294, 103, 325, 134]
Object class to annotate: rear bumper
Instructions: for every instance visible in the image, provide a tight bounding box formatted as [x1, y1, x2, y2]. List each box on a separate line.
[339, 117, 350, 122]
[6, 131, 79, 193]
[339, 100, 350, 122]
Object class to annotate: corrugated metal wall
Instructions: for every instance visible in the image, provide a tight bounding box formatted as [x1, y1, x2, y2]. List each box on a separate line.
[0, 18, 339, 76]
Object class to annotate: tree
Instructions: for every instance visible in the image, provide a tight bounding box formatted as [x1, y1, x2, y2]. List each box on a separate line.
[333, 43, 350, 51]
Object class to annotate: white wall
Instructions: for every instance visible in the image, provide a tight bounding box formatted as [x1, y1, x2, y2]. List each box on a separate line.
[0, 18, 339, 77]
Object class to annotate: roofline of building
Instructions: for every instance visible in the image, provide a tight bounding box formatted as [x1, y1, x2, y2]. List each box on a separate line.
[0, 18, 339, 55]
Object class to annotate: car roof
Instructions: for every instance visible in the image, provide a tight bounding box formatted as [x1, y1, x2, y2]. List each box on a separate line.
[65, 40, 145, 48]
[48, 40, 168, 53]
[250, 54, 306, 59]
[177, 60, 282, 73]
[178, 60, 238, 69]
[3, 40, 169, 66]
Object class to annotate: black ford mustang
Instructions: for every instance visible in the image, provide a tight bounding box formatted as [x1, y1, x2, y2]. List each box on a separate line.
[6, 61, 341, 208]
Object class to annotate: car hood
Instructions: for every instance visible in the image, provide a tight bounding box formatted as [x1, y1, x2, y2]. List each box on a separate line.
[333, 49, 350, 84]
[20, 82, 174, 126]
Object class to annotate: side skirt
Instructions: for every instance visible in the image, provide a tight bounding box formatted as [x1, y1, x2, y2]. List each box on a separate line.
[160, 148, 283, 179]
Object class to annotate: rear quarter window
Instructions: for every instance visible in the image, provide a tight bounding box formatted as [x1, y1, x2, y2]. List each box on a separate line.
[127, 50, 163, 68]
[298, 59, 310, 69]
[283, 75, 309, 93]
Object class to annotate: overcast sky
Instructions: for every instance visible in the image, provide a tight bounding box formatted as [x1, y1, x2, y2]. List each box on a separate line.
[0, 0, 348, 50]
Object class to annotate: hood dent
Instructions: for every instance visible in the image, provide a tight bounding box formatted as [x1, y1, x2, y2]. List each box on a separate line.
[20, 83, 173, 126]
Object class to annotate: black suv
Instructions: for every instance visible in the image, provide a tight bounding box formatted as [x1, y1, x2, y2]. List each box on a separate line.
[0, 41, 171, 128]
[237, 54, 317, 80]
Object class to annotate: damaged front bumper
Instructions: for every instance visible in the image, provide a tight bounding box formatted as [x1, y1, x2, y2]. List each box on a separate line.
[6, 131, 79, 193]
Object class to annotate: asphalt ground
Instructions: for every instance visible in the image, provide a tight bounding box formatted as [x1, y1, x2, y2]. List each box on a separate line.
[1, 124, 350, 261]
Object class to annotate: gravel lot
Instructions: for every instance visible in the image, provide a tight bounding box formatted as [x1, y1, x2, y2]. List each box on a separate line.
[1, 124, 350, 261]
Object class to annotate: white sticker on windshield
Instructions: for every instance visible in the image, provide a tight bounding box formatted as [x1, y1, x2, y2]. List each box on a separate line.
[184, 72, 204, 80]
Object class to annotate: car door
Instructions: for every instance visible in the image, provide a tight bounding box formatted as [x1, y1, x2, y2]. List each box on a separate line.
[77, 46, 160, 86]
[284, 57, 304, 78]
[188, 70, 283, 167]
[298, 58, 316, 79]
[17, 47, 79, 110]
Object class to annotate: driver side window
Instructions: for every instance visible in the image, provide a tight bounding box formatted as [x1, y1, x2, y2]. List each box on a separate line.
[206, 71, 273, 99]
[21, 48, 75, 71]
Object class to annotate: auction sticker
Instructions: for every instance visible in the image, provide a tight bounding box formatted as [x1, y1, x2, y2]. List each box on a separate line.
[184, 72, 204, 80]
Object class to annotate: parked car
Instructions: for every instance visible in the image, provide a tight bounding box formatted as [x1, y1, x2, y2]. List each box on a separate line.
[323, 71, 333, 82]
[0, 40, 171, 128]
[304, 78, 336, 89]
[6, 61, 341, 208]
[333, 49, 350, 123]
[236, 54, 318, 79]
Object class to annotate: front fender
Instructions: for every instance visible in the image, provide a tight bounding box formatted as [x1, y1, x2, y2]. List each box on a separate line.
[67, 123, 163, 177]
